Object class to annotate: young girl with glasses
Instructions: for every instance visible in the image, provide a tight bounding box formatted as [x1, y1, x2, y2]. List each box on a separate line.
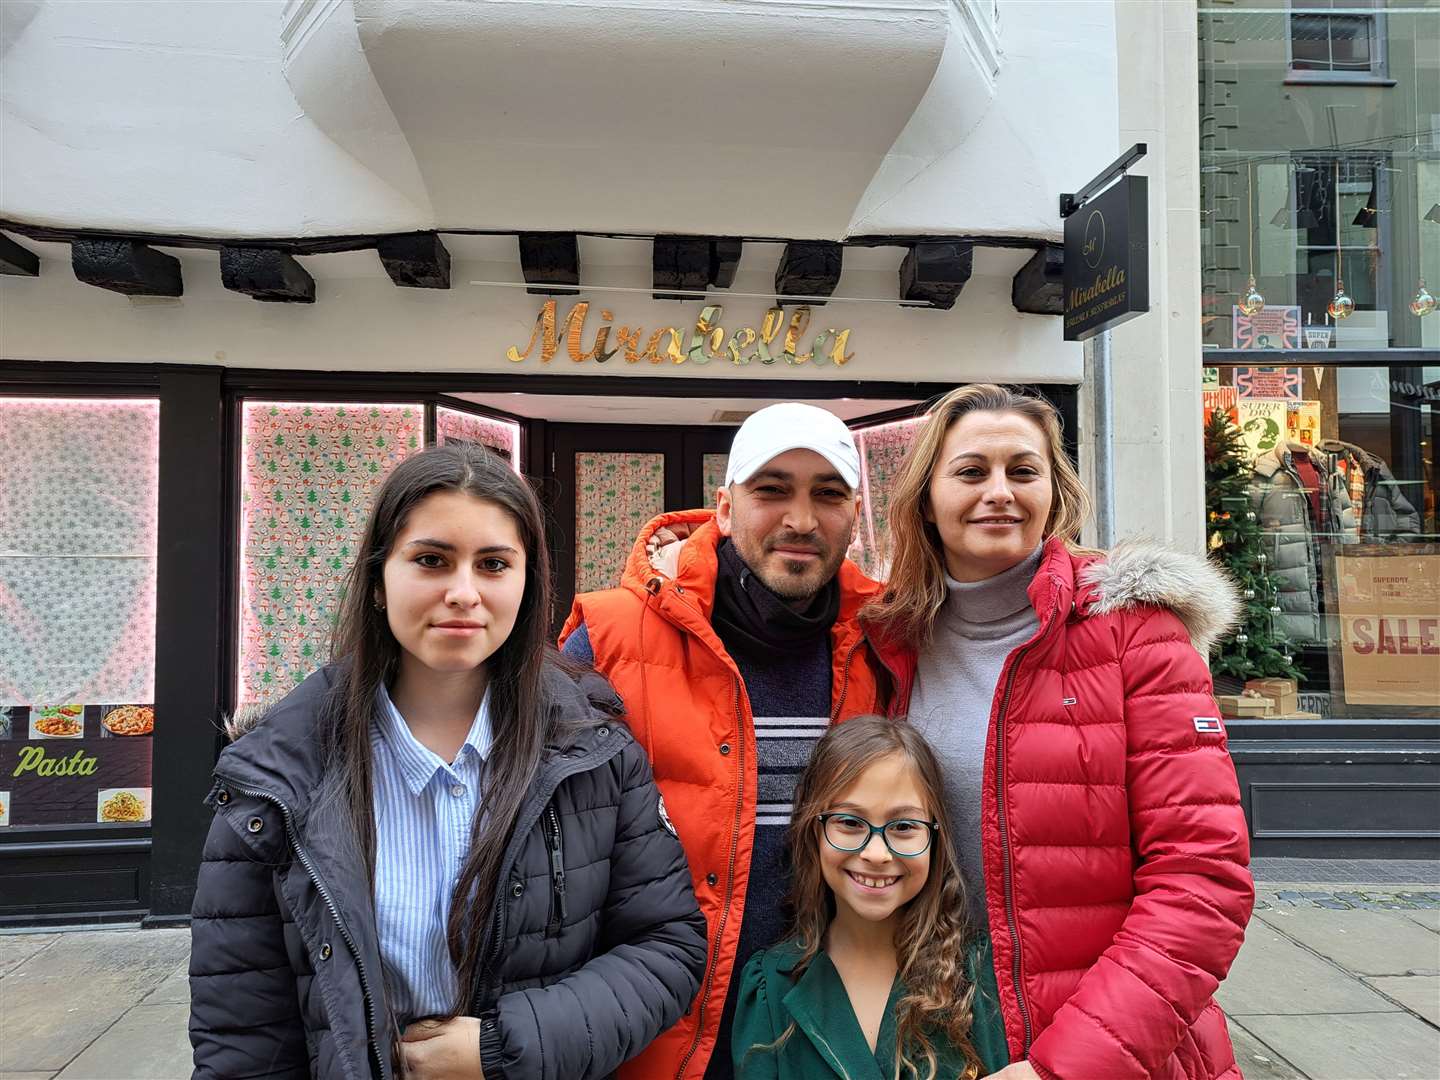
[732, 717, 1008, 1080]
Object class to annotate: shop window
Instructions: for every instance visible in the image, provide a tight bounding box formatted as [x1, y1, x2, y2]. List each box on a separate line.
[436, 405, 521, 470]
[1288, 1, 1385, 78]
[703, 453, 729, 499]
[573, 452, 665, 593]
[0, 398, 159, 829]
[237, 403, 422, 708]
[849, 417, 925, 580]
[1203, 366, 1438, 721]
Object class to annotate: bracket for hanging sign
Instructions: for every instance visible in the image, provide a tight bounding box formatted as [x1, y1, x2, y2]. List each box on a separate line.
[1060, 143, 1148, 218]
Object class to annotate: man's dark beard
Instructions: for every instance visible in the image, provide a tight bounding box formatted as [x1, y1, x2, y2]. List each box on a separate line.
[745, 530, 844, 600]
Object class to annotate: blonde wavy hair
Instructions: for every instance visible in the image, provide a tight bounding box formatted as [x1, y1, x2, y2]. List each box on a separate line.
[750, 717, 983, 1080]
[865, 384, 1093, 649]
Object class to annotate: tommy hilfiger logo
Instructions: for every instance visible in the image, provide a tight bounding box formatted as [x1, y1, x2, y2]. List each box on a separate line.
[1194, 717, 1225, 733]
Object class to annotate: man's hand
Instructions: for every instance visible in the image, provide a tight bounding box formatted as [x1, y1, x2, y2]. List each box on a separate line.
[400, 1017, 485, 1079]
[984, 1062, 1041, 1080]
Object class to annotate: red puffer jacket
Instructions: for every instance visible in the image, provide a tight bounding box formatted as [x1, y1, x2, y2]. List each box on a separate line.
[872, 537, 1254, 1080]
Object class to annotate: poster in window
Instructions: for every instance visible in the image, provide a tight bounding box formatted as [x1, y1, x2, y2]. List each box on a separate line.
[1334, 554, 1440, 707]
[1236, 400, 1287, 460]
[1234, 366, 1303, 399]
[1232, 306, 1301, 350]
[1286, 400, 1322, 448]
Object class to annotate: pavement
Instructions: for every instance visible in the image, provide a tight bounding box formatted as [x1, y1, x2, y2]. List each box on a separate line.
[0, 864, 1437, 1079]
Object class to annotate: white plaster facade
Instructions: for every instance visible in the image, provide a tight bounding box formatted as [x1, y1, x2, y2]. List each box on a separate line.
[1, 0, 1208, 544]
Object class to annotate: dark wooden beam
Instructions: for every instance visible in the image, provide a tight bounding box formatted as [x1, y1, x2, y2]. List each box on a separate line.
[71, 239, 182, 296]
[220, 246, 315, 303]
[652, 236, 711, 300]
[0, 232, 39, 277]
[899, 242, 973, 309]
[377, 232, 451, 289]
[710, 239, 742, 289]
[1011, 243, 1064, 315]
[518, 232, 579, 295]
[776, 241, 842, 305]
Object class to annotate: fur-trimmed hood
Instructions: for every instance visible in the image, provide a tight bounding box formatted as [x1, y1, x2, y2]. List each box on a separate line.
[1077, 538, 1241, 656]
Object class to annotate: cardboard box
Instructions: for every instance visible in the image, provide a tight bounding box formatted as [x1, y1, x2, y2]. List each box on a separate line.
[1216, 694, 1275, 719]
[1245, 678, 1298, 716]
[1272, 711, 1322, 721]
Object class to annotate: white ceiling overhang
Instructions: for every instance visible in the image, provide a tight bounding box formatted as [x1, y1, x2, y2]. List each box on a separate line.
[283, 0, 1000, 239]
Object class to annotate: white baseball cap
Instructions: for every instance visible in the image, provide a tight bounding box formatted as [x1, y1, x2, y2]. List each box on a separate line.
[725, 403, 861, 490]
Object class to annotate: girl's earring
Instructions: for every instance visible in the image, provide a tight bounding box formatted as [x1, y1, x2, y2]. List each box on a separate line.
[374, 599, 386, 612]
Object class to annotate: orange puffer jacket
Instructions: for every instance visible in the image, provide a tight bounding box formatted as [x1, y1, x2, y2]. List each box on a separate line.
[559, 509, 887, 1080]
[871, 537, 1254, 1080]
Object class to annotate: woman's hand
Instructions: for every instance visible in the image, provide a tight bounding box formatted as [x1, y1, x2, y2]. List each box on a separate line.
[984, 1062, 1041, 1080]
[400, 1017, 485, 1079]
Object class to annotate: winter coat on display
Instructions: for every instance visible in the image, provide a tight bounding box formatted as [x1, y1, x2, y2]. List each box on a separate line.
[188, 663, 707, 1080]
[558, 509, 888, 1080]
[871, 538, 1254, 1080]
[1249, 443, 1358, 646]
[1316, 439, 1423, 542]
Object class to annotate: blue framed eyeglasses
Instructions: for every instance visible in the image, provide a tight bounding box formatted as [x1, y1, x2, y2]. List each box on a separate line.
[817, 812, 939, 857]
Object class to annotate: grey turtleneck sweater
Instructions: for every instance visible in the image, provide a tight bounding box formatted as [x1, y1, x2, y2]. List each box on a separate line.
[907, 546, 1043, 923]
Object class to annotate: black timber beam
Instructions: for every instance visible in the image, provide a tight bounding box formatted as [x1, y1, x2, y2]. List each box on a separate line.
[518, 233, 579, 296]
[377, 232, 451, 289]
[71, 239, 182, 297]
[710, 239, 742, 289]
[0, 232, 39, 277]
[899, 242, 973, 310]
[1011, 243, 1064, 315]
[776, 241, 842, 305]
[652, 236, 710, 300]
[221, 247, 315, 303]
[653, 237, 745, 299]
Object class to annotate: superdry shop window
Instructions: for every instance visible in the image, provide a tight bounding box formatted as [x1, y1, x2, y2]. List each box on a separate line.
[0, 397, 159, 831]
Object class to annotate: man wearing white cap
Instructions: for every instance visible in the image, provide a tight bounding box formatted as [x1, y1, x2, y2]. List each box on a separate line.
[560, 403, 890, 1080]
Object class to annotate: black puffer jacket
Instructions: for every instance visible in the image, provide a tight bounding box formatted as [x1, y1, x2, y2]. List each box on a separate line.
[189, 663, 706, 1080]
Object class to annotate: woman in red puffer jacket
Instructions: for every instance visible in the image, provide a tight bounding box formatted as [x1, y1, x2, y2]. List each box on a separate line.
[865, 384, 1253, 1080]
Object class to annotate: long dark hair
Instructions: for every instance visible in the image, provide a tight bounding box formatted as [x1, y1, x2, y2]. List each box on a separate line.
[766, 717, 983, 1080]
[324, 442, 567, 1013]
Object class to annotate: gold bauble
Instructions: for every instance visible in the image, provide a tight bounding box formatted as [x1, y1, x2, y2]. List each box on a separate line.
[1409, 281, 1436, 318]
[1237, 276, 1265, 317]
[1327, 283, 1355, 321]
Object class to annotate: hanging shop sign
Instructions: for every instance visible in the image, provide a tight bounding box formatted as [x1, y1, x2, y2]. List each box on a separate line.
[1233, 305, 1302, 350]
[1335, 555, 1440, 707]
[505, 301, 855, 368]
[1062, 174, 1149, 341]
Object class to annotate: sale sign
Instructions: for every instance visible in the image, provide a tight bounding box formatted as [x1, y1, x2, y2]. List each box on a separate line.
[1335, 554, 1440, 707]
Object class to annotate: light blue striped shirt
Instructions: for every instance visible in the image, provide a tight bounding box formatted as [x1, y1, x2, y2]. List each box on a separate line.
[371, 683, 492, 1023]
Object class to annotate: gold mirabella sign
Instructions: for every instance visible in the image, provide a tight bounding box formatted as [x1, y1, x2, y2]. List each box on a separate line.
[506, 301, 855, 367]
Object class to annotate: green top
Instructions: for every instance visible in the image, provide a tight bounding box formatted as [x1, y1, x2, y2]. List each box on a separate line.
[731, 935, 1010, 1080]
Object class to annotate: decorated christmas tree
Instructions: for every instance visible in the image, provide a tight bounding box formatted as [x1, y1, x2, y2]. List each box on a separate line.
[1204, 410, 1302, 682]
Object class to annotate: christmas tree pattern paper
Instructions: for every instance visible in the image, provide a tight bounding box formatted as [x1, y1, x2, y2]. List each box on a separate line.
[238, 403, 420, 707]
[575, 453, 664, 594]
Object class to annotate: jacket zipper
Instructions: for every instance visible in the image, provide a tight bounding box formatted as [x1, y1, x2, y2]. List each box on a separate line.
[674, 675, 746, 1079]
[993, 595, 1061, 1058]
[545, 803, 568, 937]
[228, 783, 387, 1080]
[829, 639, 862, 722]
[468, 732, 626, 1015]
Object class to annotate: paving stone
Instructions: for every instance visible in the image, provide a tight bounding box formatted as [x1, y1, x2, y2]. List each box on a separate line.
[1218, 922, 1399, 1016]
[1224, 1018, 1307, 1079]
[0, 929, 189, 1073]
[54, 1003, 191, 1080]
[1257, 906, 1440, 976]
[1239, 1011, 1440, 1080]
[0, 1074, 60, 1079]
[140, 959, 189, 1005]
[1403, 908, 1440, 934]
[0, 934, 59, 978]
[1364, 975, 1440, 1027]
